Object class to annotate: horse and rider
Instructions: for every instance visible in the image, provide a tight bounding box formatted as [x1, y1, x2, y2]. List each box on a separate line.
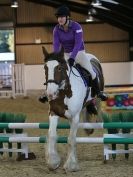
[41, 5, 108, 171]
[39, 5, 107, 103]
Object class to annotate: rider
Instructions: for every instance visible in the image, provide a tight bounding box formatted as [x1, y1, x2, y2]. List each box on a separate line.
[39, 5, 107, 103]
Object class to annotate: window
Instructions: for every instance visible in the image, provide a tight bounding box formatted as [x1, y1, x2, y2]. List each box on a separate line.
[0, 29, 15, 64]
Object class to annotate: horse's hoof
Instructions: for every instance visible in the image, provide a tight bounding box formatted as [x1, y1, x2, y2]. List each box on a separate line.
[47, 155, 61, 170]
[63, 162, 80, 172]
[48, 162, 60, 171]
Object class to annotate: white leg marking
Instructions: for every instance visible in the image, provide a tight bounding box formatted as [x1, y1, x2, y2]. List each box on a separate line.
[64, 113, 80, 172]
[45, 115, 61, 170]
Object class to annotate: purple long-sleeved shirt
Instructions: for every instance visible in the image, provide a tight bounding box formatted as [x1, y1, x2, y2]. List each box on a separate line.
[53, 20, 85, 59]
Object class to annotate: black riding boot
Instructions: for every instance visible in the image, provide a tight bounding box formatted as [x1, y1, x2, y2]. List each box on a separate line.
[92, 77, 108, 101]
[38, 94, 48, 103]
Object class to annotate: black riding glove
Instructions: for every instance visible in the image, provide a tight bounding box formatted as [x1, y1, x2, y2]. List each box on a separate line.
[68, 58, 75, 67]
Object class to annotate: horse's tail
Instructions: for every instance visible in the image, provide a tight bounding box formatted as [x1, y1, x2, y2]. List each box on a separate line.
[82, 98, 103, 136]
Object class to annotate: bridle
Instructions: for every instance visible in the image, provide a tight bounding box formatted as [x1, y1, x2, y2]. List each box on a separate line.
[44, 64, 67, 90]
[44, 61, 83, 91]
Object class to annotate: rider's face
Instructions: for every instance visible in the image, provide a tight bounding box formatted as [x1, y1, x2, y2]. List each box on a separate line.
[57, 16, 67, 26]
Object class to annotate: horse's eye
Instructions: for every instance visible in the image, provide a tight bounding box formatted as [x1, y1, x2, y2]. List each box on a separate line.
[58, 66, 62, 71]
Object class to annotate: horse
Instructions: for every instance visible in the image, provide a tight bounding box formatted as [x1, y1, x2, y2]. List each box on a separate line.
[42, 46, 105, 172]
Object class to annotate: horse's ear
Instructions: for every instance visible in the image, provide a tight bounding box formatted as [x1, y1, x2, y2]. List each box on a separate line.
[59, 46, 64, 58]
[42, 46, 48, 58]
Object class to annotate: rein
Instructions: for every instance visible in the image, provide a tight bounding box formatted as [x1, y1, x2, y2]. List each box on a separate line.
[69, 65, 88, 87]
[68, 65, 80, 79]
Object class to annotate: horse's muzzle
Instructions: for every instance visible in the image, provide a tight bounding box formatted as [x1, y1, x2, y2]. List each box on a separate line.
[47, 92, 58, 101]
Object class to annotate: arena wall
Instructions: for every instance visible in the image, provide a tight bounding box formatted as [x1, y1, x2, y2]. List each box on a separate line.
[24, 62, 133, 90]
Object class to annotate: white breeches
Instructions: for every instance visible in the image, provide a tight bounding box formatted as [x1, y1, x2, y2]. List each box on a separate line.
[64, 50, 97, 80]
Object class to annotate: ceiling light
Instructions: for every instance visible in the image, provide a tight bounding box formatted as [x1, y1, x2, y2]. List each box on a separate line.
[101, 0, 119, 5]
[86, 17, 93, 22]
[86, 12, 94, 22]
[11, 0, 18, 8]
[91, 0, 102, 7]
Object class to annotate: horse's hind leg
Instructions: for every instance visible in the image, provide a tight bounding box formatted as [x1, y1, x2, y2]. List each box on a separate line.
[45, 114, 61, 170]
[64, 113, 80, 172]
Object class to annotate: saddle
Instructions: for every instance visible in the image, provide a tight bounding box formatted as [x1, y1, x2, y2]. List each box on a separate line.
[75, 64, 92, 87]
[75, 64, 96, 97]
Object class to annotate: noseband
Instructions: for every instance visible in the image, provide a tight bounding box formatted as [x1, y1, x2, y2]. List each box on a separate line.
[44, 79, 60, 86]
[44, 78, 65, 90]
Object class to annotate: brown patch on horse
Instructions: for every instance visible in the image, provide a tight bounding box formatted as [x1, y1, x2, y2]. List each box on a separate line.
[64, 77, 72, 98]
[49, 90, 68, 118]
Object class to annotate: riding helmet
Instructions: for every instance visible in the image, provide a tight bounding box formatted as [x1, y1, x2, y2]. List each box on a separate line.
[55, 5, 70, 17]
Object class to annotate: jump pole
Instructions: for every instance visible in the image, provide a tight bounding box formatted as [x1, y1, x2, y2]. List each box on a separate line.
[0, 122, 133, 129]
[1, 136, 133, 144]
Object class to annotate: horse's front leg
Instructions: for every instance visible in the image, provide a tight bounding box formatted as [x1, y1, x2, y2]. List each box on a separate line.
[64, 112, 80, 172]
[45, 114, 61, 170]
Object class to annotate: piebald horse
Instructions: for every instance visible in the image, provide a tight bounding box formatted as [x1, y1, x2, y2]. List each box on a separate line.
[42, 47, 104, 172]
